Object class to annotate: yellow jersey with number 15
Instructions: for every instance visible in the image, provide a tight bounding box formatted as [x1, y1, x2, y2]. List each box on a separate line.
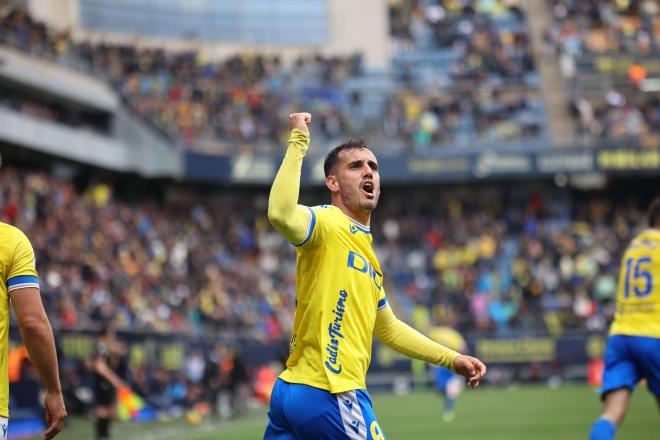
[279, 205, 388, 394]
[0, 223, 40, 417]
[610, 228, 660, 338]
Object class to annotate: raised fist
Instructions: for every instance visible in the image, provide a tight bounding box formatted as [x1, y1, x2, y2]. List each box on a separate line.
[289, 112, 312, 136]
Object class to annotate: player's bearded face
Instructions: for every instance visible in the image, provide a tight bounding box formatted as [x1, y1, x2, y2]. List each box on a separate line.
[336, 148, 381, 212]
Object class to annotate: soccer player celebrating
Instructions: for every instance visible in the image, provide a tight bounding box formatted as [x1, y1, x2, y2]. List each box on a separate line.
[0, 155, 67, 439]
[264, 113, 486, 439]
[589, 197, 660, 440]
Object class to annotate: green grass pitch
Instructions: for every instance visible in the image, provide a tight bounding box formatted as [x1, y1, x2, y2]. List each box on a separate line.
[48, 384, 657, 440]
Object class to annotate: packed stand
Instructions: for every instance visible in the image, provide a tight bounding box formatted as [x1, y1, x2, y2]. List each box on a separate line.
[0, 5, 548, 152]
[548, 0, 660, 58]
[386, 0, 544, 148]
[3, 166, 285, 418]
[380, 87, 543, 149]
[570, 90, 660, 147]
[76, 44, 362, 150]
[0, 166, 296, 340]
[547, 0, 660, 146]
[0, 6, 363, 150]
[2, 165, 655, 416]
[2, 166, 652, 340]
[371, 187, 651, 337]
[389, 0, 533, 85]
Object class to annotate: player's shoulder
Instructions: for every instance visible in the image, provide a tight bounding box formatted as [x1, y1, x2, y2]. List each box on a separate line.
[0, 221, 16, 233]
[0, 223, 30, 267]
[310, 204, 333, 213]
[0, 222, 24, 242]
[309, 204, 339, 222]
[629, 228, 660, 249]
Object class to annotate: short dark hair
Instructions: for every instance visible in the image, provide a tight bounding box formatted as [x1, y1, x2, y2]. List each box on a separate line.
[649, 197, 660, 228]
[323, 139, 369, 177]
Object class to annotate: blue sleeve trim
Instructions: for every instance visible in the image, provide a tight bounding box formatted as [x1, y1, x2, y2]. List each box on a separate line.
[377, 298, 388, 310]
[7, 275, 39, 291]
[293, 207, 316, 247]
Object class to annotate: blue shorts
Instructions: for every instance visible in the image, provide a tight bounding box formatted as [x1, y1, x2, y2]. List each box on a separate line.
[434, 366, 458, 393]
[264, 379, 385, 440]
[601, 335, 660, 398]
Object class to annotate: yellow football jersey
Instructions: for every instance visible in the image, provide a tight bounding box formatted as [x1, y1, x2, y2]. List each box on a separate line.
[0, 223, 40, 417]
[279, 205, 388, 394]
[610, 228, 660, 338]
[428, 327, 466, 353]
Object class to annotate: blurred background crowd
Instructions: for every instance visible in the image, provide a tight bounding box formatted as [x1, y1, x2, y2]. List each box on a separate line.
[3, 163, 651, 416]
[0, 165, 648, 340]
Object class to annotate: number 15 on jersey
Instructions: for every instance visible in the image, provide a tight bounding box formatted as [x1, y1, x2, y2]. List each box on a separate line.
[623, 256, 654, 299]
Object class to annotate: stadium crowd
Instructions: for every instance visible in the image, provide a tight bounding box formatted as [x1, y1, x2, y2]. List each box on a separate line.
[389, 0, 532, 85]
[381, 87, 543, 149]
[3, 165, 282, 417]
[0, 166, 294, 340]
[549, 0, 660, 57]
[0, 4, 545, 151]
[569, 91, 660, 147]
[0, 165, 647, 339]
[374, 188, 634, 337]
[547, 0, 660, 146]
[385, 0, 543, 147]
[4, 164, 652, 415]
[76, 43, 362, 149]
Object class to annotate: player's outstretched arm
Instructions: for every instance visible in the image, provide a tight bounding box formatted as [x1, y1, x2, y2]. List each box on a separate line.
[9, 229, 66, 439]
[11, 288, 67, 439]
[268, 112, 315, 244]
[374, 305, 486, 388]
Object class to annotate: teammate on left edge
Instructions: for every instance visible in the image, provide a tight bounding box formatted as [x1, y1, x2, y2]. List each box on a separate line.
[0, 154, 67, 439]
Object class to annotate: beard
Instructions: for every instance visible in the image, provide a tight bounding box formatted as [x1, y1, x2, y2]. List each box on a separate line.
[348, 187, 379, 212]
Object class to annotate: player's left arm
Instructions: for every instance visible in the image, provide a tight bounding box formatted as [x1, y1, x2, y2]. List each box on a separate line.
[8, 229, 67, 439]
[374, 304, 486, 388]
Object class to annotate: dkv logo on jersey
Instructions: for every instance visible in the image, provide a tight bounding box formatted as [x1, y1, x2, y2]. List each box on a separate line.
[324, 289, 349, 375]
[347, 250, 383, 291]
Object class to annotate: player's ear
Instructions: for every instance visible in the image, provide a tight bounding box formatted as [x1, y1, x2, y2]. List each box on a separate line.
[326, 175, 339, 193]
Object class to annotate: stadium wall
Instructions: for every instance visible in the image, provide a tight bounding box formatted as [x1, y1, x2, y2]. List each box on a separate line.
[27, 0, 78, 32]
[0, 46, 117, 111]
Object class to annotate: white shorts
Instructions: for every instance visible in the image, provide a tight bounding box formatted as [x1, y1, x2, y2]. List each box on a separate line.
[0, 417, 7, 440]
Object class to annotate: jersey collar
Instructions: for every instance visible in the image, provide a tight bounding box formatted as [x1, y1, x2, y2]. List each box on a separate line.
[331, 205, 371, 234]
